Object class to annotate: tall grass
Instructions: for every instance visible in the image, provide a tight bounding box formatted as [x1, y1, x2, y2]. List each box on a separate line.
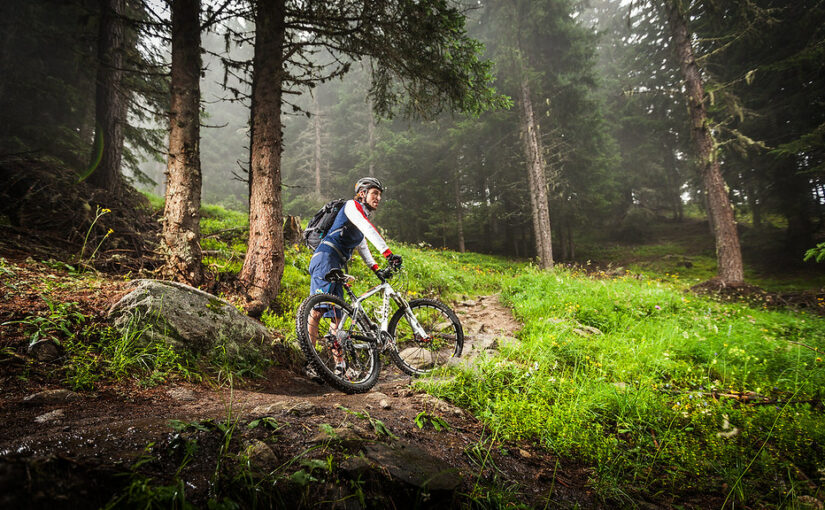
[421, 267, 825, 505]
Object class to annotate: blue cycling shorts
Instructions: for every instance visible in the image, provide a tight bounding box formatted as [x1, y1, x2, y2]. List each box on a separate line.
[308, 249, 345, 319]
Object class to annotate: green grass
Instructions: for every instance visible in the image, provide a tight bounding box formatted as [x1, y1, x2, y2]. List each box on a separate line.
[419, 267, 825, 506]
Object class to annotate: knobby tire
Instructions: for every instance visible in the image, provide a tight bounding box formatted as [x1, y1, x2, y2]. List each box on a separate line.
[295, 293, 381, 394]
[388, 298, 463, 376]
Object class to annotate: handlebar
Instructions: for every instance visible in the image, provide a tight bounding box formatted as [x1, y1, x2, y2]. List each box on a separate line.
[375, 262, 402, 282]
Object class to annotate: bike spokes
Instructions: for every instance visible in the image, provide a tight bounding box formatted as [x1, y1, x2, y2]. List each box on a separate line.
[389, 299, 463, 376]
[296, 293, 381, 393]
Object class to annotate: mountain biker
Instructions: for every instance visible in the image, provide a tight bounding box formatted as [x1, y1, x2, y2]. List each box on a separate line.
[306, 177, 402, 380]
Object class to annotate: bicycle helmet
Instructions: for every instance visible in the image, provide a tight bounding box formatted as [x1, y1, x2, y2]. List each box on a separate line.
[354, 177, 384, 194]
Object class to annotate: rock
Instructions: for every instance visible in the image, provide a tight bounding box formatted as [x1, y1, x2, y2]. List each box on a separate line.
[379, 399, 391, 410]
[166, 387, 196, 401]
[34, 409, 65, 423]
[459, 300, 477, 307]
[108, 280, 273, 365]
[23, 389, 82, 405]
[309, 425, 368, 451]
[251, 403, 286, 415]
[27, 340, 61, 362]
[475, 334, 498, 351]
[517, 448, 532, 459]
[418, 395, 463, 417]
[244, 439, 278, 471]
[364, 442, 461, 492]
[340, 456, 374, 477]
[572, 325, 603, 337]
[251, 400, 317, 417]
[286, 401, 317, 416]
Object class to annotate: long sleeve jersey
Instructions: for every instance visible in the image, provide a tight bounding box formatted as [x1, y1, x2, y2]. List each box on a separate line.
[316, 199, 391, 269]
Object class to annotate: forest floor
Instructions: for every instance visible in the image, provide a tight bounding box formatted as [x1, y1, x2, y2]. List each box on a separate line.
[3, 211, 821, 508]
[0, 252, 609, 509]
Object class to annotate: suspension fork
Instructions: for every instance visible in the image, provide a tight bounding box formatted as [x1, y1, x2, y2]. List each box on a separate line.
[391, 293, 429, 339]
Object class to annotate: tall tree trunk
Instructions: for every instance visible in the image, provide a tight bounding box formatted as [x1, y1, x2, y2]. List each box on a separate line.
[162, 0, 203, 285]
[745, 170, 762, 229]
[518, 73, 554, 269]
[240, 0, 286, 317]
[776, 157, 814, 254]
[664, 135, 683, 221]
[312, 92, 322, 196]
[367, 95, 376, 177]
[455, 167, 465, 253]
[668, 2, 744, 283]
[88, 0, 126, 194]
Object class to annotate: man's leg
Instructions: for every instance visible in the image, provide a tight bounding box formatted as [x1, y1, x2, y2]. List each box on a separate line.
[308, 308, 343, 364]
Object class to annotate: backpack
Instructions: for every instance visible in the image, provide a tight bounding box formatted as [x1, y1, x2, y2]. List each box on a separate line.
[302, 199, 347, 250]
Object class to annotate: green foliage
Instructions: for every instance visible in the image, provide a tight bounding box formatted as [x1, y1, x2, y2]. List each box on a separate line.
[336, 405, 397, 439]
[63, 316, 198, 390]
[804, 242, 825, 263]
[2, 296, 85, 346]
[419, 267, 825, 504]
[200, 203, 249, 276]
[414, 411, 450, 432]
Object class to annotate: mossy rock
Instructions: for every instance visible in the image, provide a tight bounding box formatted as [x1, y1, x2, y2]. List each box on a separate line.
[108, 279, 273, 365]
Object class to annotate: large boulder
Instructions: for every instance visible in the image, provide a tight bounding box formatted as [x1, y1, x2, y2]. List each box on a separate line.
[108, 279, 273, 364]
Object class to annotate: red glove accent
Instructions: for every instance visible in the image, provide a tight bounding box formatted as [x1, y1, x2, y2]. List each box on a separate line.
[371, 264, 379, 271]
[382, 249, 392, 258]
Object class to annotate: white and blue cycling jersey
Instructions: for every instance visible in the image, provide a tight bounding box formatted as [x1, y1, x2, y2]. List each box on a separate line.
[309, 199, 391, 298]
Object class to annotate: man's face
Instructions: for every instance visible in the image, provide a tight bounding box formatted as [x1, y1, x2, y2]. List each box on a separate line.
[363, 188, 382, 210]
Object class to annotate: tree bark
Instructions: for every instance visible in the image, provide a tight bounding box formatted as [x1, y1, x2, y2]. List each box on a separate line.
[312, 92, 322, 196]
[88, 0, 126, 194]
[162, 0, 203, 286]
[239, 0, 286, 317]
[367, 95, 376, 177]
[667, 2, 744, 283]
[455, 166, 465, 253]
[518, 74, 554, 269]
[664, 135, 684, 221]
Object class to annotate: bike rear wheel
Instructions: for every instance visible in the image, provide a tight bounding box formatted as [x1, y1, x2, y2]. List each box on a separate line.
[388, 298, 463, 376]
[296, 293, 380, 394]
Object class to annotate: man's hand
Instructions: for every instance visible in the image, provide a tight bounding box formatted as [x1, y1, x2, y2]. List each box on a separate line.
[387, 253, 402, 268]
[374, 268, 390, 280]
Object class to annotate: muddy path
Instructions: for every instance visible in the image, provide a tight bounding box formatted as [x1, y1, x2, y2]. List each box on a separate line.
[0, 294, 601, 509]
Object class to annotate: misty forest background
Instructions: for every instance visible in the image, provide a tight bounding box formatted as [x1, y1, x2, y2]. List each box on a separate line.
[1, 0, 825, 294]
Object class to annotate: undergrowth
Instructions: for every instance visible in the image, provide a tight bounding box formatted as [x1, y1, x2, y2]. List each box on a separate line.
[419, 267, 825, 506]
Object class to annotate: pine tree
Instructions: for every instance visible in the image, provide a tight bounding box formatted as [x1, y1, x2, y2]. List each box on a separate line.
[162, 0, 204, 285]
[239, 0, 506, 314]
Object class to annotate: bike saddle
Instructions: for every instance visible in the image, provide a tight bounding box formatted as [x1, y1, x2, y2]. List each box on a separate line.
[323, 268, 353, 284]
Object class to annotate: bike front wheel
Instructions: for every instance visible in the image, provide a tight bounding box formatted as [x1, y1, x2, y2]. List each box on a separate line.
[296, 293, 380, 394]
[387, 299, 464, 376]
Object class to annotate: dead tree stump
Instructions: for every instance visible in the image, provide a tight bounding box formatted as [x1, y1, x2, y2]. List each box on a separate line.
[283, 215, 303, 246]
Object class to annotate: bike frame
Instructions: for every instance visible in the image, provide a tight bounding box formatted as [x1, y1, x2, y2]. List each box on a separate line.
[341, 277, 428, 348]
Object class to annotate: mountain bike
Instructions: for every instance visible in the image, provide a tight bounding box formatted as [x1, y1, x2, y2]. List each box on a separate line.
[295, 264, 464, 394]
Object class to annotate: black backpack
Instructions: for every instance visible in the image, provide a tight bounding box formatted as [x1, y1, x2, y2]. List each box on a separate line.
[302, 199, 347, 250]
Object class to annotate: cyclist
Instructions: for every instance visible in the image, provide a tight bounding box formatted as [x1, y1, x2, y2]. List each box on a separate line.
[306, 177, 402, 380]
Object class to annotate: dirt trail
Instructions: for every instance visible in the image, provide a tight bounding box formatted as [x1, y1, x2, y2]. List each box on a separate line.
[0, 294, 598, 508]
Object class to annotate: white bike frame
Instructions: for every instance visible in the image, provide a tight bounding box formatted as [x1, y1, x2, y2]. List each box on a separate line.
[344, 277, 429, 346]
